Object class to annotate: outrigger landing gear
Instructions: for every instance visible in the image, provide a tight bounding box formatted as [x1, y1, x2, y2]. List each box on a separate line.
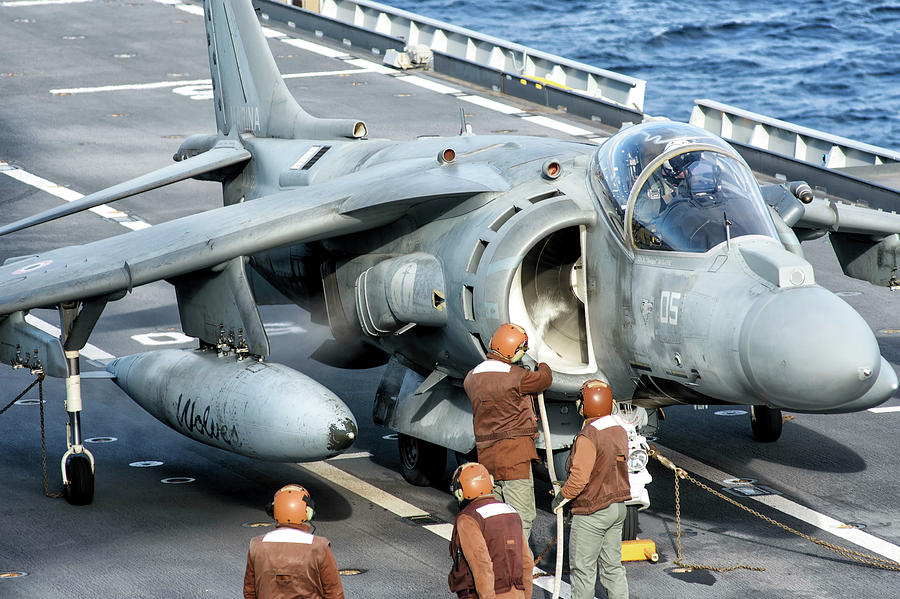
[750, 405, 783, 442]
[61, 349, 95, 505]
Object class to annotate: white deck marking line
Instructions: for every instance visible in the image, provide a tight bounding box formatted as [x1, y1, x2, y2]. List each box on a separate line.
[299, 460, 581, 597]
[457, 94, 521, 115]
[655, 443, 900, 563]
[869, 406, 900, 413]
[2, 0, 91, 6]
[50, 70, 366, 95]
[326, 451, 373, 461]
[522, 115, 594, 136]
[280, 37, 349, 59]
[24, 315, 115, 362]
[0, 163, 151, 229]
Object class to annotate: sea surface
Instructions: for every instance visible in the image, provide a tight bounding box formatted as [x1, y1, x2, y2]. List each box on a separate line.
[385, 0, 900, 151]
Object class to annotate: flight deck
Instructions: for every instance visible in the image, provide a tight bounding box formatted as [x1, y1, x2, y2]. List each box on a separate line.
[1, 1, 899, 598]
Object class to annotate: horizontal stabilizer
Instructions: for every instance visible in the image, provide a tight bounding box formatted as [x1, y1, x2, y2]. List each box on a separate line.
[0, 144, 251, 237]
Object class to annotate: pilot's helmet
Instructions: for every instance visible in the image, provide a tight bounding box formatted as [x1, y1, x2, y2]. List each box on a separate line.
[661, 151, 698, 184]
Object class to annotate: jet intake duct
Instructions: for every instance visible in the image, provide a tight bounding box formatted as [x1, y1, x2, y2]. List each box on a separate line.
[356, 253, 448, 336]
[106, 349, 357, 461]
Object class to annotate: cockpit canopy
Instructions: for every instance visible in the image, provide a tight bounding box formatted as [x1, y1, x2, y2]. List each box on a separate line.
[589, 122, 778, 253]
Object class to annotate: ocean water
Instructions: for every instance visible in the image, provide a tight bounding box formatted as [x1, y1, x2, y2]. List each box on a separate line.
[385, 0, 900, 151]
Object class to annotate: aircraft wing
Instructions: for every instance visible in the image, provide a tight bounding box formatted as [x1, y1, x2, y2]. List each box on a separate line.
[0, 159, 509, 316]
[790, 196, 900, 287]
[0, 144, 252, 237]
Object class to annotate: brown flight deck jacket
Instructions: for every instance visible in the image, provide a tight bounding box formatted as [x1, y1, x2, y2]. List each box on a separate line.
[561, 415, 631, 515]
[463, 355, 552, 481]
[449, 496, 534, 599]
[244, 523, 345, 599]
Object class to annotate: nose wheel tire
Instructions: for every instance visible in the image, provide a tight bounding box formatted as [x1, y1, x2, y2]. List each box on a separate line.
[622, 504, 639, 541]
[398, 433, 447, 487]
[63, 454, 94, 505]
[750, 405, 783, 442]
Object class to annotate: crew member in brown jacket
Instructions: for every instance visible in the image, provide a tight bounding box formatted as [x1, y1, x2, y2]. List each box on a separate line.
[552, 380, 631, 599]
[243, 484, 345, 599]
[448, 462, 534, 599]
[463, 323, 552, 542]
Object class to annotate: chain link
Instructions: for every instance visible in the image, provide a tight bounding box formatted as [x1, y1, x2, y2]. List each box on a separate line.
[38, 375, 64, 499]
[655, 448, 900, 573]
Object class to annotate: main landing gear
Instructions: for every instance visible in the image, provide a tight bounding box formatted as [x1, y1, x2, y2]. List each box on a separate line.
[397, 433, 447, 486]
[750, 405, 783, 442]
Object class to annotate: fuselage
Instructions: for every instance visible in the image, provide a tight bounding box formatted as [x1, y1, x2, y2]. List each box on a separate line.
[239, 123, 896, 414]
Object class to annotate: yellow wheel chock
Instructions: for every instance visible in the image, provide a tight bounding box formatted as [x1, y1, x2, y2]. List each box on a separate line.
[622, 538, 659, 563]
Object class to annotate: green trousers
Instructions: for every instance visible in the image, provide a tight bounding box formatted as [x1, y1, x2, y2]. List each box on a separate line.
[569, 502, 628, 599]
[492, 468, 536, 542]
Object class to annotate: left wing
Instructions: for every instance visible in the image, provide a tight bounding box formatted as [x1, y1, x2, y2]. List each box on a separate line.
[0, 159, 509, 315]
[0, 143, 251, 237]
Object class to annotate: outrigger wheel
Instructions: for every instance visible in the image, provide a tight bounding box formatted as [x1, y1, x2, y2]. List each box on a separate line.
[63, 453, 94, 505]
[750, 405, 783, 442]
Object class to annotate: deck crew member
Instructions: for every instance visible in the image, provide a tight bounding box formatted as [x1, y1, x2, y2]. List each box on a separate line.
[552, 380, 631, 599]
[463, 323, 553, 541]
[243, 484, 345, 599]
[448, 462, 534, 599]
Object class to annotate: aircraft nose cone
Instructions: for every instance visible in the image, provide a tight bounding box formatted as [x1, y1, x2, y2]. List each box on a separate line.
[739, 287, 881, 410]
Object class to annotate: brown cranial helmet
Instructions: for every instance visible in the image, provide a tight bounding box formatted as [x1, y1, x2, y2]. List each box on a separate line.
[273, 484, 314, 524]
[450, 462, 494, 503]
[489, 323, 528, 363]
[578, 379, 614, 418]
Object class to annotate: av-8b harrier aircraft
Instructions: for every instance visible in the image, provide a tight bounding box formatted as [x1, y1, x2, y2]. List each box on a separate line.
[1, 0, 898, 507]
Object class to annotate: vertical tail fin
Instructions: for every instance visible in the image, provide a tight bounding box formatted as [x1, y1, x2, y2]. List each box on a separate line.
[203, 0, 367, 140]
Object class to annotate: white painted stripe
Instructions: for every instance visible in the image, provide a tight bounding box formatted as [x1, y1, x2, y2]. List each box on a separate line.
[51, 70, 362, 95]
[457, 94, 522, 115]
[326, 451, 373, 461]
[0, 165, 152, 231]
[280, 37, 348, 58]
[399, 75, 462, 95]
[2, 0, 91, 6]
[24, 315, 115, 361]
[2, 168, 82, 202]
[298, 461, 428, 519]
[261, 26, 284, 39]
[282, 69, 366, 80]
[421, 522, 454, 540]
[654, 443, 900, 563]
[50, 79, 210, 95]
[521, 115, 593, 136]
[120, 221, 152, 231]
[869, 406, 900, 413]
[298, 459, 580, 597]
[343, 58, 395, 75]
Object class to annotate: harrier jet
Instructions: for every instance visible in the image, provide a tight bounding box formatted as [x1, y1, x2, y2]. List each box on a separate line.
[1, 0, 897, 507]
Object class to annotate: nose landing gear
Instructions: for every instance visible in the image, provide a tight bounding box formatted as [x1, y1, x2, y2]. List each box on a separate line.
[750, 405, 783, 442]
